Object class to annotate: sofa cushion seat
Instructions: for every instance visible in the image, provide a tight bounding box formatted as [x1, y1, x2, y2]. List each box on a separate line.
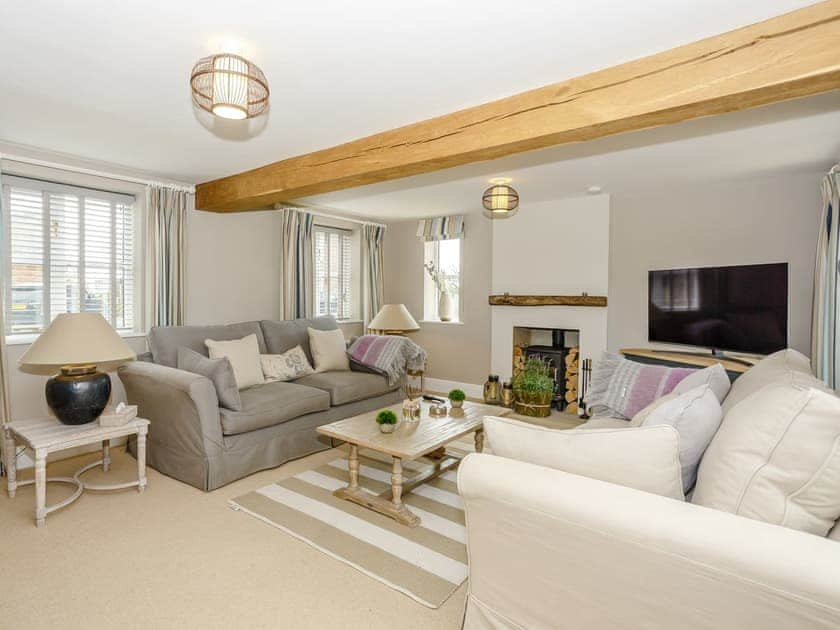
[219, 381, 330, 436]
[294, 371, 396, 406]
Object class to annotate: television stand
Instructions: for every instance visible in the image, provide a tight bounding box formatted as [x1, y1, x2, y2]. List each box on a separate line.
[619, 348, 755, 382]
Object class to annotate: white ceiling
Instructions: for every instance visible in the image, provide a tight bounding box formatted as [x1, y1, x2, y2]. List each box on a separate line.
[0, 0, 823, 190]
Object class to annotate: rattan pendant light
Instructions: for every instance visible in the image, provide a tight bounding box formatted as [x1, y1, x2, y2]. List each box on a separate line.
[482, 178, 519, 219]
[190, 53, 269, 120]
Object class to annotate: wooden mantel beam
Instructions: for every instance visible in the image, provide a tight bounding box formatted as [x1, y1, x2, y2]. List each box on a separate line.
[196, 2, 840, 212]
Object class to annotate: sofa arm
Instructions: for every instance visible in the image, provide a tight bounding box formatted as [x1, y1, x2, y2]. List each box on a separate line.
[119, 361, 224, 460]
[458, 453, 840, 630]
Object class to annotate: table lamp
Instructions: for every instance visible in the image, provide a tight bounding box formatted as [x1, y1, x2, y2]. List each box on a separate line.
[18, 313, 136, 425]
[367, 304, 420, 335]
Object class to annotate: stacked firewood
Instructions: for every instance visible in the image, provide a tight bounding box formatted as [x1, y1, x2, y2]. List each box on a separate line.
[512, 345, 526, 376]
[564, 347, 580, 414]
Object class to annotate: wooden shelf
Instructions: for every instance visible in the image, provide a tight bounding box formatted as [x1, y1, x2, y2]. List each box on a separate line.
[620, 348, 757, 375]
[489, 295, 607, 307]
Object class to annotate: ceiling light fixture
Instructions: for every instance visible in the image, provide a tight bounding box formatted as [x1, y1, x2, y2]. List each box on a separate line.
[482, 178, 519, 219]
[190, 53, 269, 120]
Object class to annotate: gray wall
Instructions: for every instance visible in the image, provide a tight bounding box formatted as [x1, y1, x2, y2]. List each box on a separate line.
[607, 172, 823, 355]
[384, 213, 492, 384]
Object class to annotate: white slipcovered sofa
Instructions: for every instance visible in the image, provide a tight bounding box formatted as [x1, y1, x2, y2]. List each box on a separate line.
[458, 350, 840, 630]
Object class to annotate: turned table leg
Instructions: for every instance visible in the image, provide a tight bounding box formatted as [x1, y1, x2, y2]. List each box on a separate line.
[4, 428, 16, 498]
[136, 429, 147, 493]
[391, 457, 403, 507]
[34, 450, 46, 527]
[348, 444, 360, 491]
[474, 428, 485, 453]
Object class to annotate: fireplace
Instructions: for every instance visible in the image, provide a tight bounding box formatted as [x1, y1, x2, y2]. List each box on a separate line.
[513, 327, 580, 413]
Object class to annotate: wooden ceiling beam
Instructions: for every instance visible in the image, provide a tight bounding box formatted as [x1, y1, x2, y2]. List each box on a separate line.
[196, 1, 840, 212]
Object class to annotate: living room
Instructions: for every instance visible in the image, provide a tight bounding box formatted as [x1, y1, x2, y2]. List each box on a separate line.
[2, 2, 840, 629]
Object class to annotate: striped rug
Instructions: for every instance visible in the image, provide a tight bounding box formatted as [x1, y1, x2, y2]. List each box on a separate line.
[229, 445, 471, 608]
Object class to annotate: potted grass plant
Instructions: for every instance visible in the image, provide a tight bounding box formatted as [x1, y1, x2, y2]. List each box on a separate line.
[448, 388, 466, 409]
[376, 409, 398, 433]
[512, 357, 555, 418]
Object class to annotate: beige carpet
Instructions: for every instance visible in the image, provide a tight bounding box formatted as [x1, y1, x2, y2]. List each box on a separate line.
[0, 446, 467, 630]
[232, 450, 468, 608]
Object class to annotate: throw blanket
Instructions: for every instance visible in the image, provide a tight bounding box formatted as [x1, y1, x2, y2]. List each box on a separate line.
[347, 335, 427, 386]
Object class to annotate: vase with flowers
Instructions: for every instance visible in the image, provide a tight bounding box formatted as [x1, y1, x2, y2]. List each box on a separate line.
[424, 260, 456, 322]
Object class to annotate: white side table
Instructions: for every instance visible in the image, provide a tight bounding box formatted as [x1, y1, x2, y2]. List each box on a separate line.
[3, 416, 150, 527]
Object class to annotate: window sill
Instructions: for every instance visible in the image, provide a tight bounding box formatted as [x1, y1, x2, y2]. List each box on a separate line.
[419, 320, 464, 326]
[336, 319, 363, 325]
[5, 330, 147, 347]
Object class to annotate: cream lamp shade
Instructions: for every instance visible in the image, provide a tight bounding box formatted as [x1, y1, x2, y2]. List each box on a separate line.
[368, 304, 420, 334]
[18, 313, 136, 374]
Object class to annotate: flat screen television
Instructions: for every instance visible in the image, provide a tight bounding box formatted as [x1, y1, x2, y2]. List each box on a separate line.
[648, 263, 788, 355]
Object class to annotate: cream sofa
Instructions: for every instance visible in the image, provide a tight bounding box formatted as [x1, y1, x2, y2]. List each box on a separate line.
[458, 351, 840, 630]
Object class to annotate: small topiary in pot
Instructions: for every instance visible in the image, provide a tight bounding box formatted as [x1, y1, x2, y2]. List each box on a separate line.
[376, 409, 398, 433]
[448, 389, 466, 408]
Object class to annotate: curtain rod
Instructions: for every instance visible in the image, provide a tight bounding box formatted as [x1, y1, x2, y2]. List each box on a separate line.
[0, 153, 195, 193]
[275, 203, 387, 228]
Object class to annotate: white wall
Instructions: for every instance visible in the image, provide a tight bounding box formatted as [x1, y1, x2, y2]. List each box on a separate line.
[384, 213, 493, 385]
[490, 195, 610, 381]
[607, 172, 822, 354]
[185, 206, 284, 325]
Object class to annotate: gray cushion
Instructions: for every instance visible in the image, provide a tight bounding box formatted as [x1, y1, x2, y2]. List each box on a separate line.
[148, 321, 267, 368]
[219, 381, 330, 436]
[177, 347, 242, 411]
[260, 316, 337, 364]
[294, 370, 397, 406]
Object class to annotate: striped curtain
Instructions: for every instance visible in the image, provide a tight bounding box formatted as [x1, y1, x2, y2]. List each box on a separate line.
[812, 169, 840, 389]
[280, 208, 314, 319]
[0, 166, 12, 471]
[147, 186, 187, 327]
[416, 215, 465, 241]
[363, 223, 386, 325]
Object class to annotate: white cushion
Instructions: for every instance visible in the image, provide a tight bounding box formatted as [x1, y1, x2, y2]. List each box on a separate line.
[261, 345, 314, 382]
[307, 327, 350, 372]
[722, 349, 828, 414]
[693, 383, 840, 536]
[629, 392, 678, 427]
[640, 385, 723, 493]
[673, 363, 731, 403]
[205, 334, 265, 390]
[483, 416, 684, 500]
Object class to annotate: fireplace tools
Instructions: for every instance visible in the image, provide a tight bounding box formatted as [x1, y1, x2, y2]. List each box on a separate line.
[578, 358, 592, 419]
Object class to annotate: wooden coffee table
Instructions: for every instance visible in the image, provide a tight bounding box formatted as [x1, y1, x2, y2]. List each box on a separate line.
[317, 400, 508, 527]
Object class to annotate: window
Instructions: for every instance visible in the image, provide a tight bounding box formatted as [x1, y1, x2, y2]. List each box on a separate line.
[313, 226, 353, 320]
[423, 238, 461, 322]
[3, 176, 139, 336]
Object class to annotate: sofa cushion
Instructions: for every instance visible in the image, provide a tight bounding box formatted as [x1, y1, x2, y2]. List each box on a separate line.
[219, 381, 330, 436]
[260, 316, 338, 364]
[308, 327, 350, 372]
[640, 385, 722, 493]
[177, 347, 242, 411]
[148, 321, 267, 368]
[261, 345, 315, 382]
[672, 363, 731, 404]
[693, 383, 840, 536]
[721, 348, 829, 414]
[294, 371, 396, 406]
[205, 334, 265, 390]
[483, 416, 685, 500]
[585, 352, 696, 419]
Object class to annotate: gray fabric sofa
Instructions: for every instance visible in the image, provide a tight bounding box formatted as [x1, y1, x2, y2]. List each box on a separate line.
[119, 316, 401, 491]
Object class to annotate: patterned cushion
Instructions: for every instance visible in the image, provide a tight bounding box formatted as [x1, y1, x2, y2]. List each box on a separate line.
[261, 346, 315, 382]
[585, 352, 696, 419]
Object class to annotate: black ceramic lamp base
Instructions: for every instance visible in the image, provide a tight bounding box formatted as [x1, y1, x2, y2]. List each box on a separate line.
[45, 365, 111, 425]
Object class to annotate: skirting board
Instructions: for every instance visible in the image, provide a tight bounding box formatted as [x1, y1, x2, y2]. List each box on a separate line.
[424, 377, 484, 400]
